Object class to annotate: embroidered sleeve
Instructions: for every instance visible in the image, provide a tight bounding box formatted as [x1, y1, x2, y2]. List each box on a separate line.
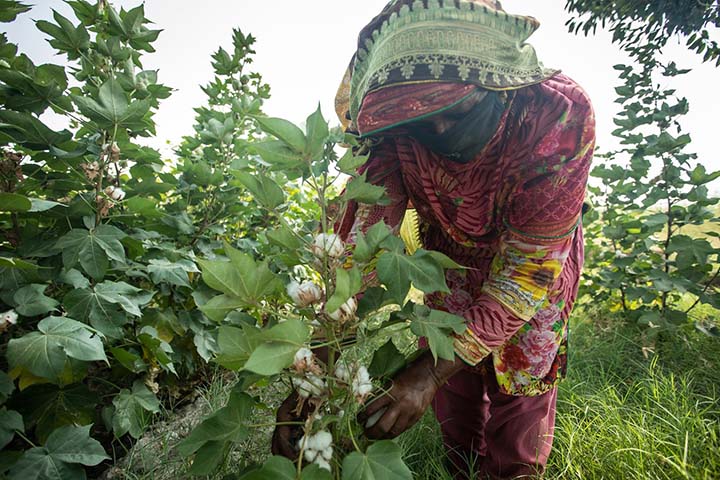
[453, 81, 596, 365]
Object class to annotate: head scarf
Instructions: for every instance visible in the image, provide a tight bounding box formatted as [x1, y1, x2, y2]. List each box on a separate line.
[335, 0, 558, 136]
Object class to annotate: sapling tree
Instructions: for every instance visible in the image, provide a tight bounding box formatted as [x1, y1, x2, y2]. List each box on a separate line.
[567, 1, 720, 335]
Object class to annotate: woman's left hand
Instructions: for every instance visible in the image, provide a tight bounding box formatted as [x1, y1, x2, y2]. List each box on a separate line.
[357, 350, 465, 439]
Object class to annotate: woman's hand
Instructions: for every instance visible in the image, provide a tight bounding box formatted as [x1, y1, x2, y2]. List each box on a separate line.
[357, 350, 465, 439]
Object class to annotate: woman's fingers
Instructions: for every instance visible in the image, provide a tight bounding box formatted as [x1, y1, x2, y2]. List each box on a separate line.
[357, 391, 392, 424]
[366, 404, 401, 439]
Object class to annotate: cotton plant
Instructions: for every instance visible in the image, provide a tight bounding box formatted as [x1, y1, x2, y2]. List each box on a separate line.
[187, 107, 466, 479]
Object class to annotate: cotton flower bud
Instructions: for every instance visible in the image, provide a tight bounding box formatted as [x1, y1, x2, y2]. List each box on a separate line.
[1, 310, 18, 329]
[311, 233, 344, 259]
[327, 297, 357, 324]
[352, 365, 373, 403]
[287, 281, 322, 307]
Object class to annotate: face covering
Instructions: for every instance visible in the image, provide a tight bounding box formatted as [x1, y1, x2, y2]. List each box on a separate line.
[412, 90, 506, 164]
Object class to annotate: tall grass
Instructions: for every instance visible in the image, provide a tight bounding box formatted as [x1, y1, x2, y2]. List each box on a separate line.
[397, 315, 720, 479]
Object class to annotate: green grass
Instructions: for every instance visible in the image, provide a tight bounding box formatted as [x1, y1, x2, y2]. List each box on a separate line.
[116, 314, 720, 480]
[395, 314, 720, 479]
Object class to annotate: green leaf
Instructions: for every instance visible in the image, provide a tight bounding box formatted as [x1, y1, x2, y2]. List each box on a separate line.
[410, 307, 465, 362]
[267, 225, 303, 251]
[8, 384, 96, 443]
[200, 294, 245, 322]
[177, 390, 255, 456]
[55, 229, 111, 280]
[188, 440, 227, 476]
[7, 316, 107, 381]
[253, 116, 306, 153]
[344, 172, 390, 205]
[64, 281, 152, 338]
[0, 371, 14, 404]
[8, 424, 107, 480]
[337, 150, 368, 174]
[353, 222, 392, 263]
[0, 1, 31, 22]
[243, 319, 311, 375]
[112, 380, 160, 438]
[252, 140, 305, 169]
[342, 440, 412, 480]
[238, 456, 296, 480]
[0, 193, 31, 212]
[35, 10, 90, 57]
[0, 110, 72, 149]
[368, 340, 406, 378]
[0, 408, 23, 450]
[0, 257, 37, 271]
[13, 284, 59, 317]
[73, 78, 150, 130]
[305, 104, 329, 159]
[326, 267, 362, 313]
[147, 258, 198, 287]
[137, 326, 176, 375]
[376, 250, 450, 303]
[199, 244, 281, 305]
[28, 198, 66, 212]
[215, 324, 264, 370]
[234, 171, 285, 209]
[110, 347, 146, 373]
[45, 424, 108, 465]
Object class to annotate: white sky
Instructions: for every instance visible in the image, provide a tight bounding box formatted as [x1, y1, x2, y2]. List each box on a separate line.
[4, 1, 720, 170]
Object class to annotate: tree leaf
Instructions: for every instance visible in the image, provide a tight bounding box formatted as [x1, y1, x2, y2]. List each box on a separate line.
[325, 267, 362, 313]
[7, 384, 96, 444]
[337, 150, 368, 174]
[0, 408, 23, 450]
[376, 250, 450, 303]
[7, 316, 107, 381]
[0, 193, 31, 212]
[341, 441, 412, 480]
[111, 380, 160, 438]
[238, 456, 296, 480]
[13, 284, 59, 317]
[253, 116, 306, 153]
[252, 140, 305, 169]
[234, 171, 285, 209]
[8, 424, 107, 480]
[410, 307, 465, 362]
[147, 258, 198, 287]
[177, 390, 255, 456]
[305, 104, 329, 159]
[344, 172, 389, 205]
[243, 319, 310, 375]
[368, 340, 407, 378]
[215, 324, 264, 370]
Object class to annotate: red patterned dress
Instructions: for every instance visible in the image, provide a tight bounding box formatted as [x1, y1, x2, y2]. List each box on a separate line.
[337, 73, 595, 397]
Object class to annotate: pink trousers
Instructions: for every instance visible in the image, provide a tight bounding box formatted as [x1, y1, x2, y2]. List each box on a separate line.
[432, 363, 558, 479]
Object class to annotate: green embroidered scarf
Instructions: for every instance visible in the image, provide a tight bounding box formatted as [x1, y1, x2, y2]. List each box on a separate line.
[348, 0, 558, 120]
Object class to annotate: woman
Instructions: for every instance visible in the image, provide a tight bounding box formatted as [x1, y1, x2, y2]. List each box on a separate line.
[276, 1, 595, 478]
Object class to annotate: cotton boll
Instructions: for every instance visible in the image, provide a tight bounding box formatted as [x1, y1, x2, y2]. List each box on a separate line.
[314, 457, 331, 471]
[313, 431, 332, 451]
[293, 347, 315, 373]
[352, 366, 373, 403]
[327, 297, 357, 324]
[287, 281, 323, 307]
[304, 448, 318, 462]
[1, 310, 18, 328]
[320, 446, 333, 461]
[311, 233, 344, 259]
[334, 361, 351, 383]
